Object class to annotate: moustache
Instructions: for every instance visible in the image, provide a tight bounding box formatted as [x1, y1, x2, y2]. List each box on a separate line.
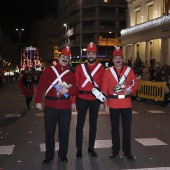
[62, 60, 68, 63]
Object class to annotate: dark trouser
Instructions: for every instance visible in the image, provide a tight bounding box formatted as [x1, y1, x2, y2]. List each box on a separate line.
[76, 97, 100, 149]
[26, 96, 33, 108]
[44, 107, 71, 159]
[110, 108, 132, 153]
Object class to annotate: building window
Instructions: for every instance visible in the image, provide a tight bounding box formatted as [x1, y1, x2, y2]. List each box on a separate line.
[136, 10, 141, 24]
[148, 5, 153, 20]
[135, 7, 141, 24]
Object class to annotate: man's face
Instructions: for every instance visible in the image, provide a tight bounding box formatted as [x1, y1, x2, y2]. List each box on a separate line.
[86, 52, 97, 64]
[112, 56, 123, 68]
[58, 54, 70, 66]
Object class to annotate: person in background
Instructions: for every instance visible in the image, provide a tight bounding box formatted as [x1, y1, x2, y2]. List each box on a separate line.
[102, 46, 138, 160]
[14, 65, 20, 82]
[19, 66, 34, 110]
[35, 46, 78, 164]
[71, 42, 105, 158]
[141, 68, 151, 81]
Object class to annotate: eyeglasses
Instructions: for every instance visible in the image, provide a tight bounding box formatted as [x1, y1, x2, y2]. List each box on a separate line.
[113, 56, 123, 60]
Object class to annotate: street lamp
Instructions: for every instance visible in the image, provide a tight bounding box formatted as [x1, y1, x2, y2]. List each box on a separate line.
[80, 0, 82, 63]
[63, 23, 67, 33]
[15, 28, 24, 44]
[15, 28, 24, 68]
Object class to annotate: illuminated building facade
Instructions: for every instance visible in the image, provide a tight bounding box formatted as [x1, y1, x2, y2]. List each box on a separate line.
[121, 0, 170, 66]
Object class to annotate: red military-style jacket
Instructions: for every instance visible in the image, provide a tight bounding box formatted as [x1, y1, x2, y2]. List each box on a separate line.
[35, 63, 78, 109]
[102, 66, 138, 108]
[71, 62, 105, 103]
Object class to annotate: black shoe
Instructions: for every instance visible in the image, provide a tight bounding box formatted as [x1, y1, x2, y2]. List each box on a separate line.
[110, 151, 119, 158]
[58, 156, 68, 162]
[88, 148, 98, 157]
[76, 148, 82, 158]
[124, 152, 135, 160]
[42, 158, 53, 165]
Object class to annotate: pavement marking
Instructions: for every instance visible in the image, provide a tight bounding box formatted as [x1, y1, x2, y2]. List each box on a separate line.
[132, 111, 139, 114]
[5, 114, 21, 118]
[35, 112, 44, 116]
[148, 110, 166, 114]
[36, 111, 109, 116]
[124, 168, 170, 170]
[94, 140, 111, 148]
[72, 111, 77, 115]
[0, 145, 15, 155]
[72, 111, 109, 115]
[40, 140, 112, 152]
[36, 110, 166, 116]
[135, 138, 167, 146]
[40, 143, 59, 152]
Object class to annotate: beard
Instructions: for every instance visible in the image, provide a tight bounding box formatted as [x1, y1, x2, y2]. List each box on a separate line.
[88, 58, 96, 64]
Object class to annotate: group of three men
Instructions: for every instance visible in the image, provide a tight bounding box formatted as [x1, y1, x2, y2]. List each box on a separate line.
[35, 42, 138, 165]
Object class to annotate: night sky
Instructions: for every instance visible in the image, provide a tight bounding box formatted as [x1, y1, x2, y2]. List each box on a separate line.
[0, 0, 58, 44]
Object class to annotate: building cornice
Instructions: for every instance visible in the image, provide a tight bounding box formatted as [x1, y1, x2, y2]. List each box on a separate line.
[127, 0, 142, 7]
[121, 15, 170, 36]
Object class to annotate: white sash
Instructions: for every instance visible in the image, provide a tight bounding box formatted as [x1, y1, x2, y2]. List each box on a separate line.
[81, 63, 101, 88]
[110, 67, 131, 95]
[110, 67, 131, 84]
[45, 66, 70, 95]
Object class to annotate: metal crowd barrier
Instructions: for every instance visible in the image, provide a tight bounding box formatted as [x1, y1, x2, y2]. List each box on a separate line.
[133, 81, 166, 101]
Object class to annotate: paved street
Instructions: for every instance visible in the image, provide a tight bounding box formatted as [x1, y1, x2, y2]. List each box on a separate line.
[0, 82, 170, 170]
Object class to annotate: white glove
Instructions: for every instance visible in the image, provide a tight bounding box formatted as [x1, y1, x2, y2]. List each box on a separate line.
[104, 105, 109, 113]
[99, 104, 104, 111]
[36, 103, 43, 110]
[71, 103, 76, 112]
[59, 86, 69, 94]
[124, 86, 132, 95]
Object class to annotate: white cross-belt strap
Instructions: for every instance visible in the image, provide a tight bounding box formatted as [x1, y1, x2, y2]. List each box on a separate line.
[110, 67, 118, 82]
[81, 63, 101, 88]
[110, 67, 131, 84]
[119, 67, 131, 84]
[110, 66, 131, 95]
[45, 66, 70, 95]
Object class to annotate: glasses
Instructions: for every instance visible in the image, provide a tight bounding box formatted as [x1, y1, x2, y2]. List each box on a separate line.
[113, 56, 123, 60]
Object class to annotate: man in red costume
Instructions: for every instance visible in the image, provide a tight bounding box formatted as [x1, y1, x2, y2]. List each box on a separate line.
[35, 46, 78, 164]
[102, 46, 138, 160]
[71, 42, 105, 158]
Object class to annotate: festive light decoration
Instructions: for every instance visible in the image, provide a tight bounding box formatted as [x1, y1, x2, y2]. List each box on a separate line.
[121, 15, 170, 36]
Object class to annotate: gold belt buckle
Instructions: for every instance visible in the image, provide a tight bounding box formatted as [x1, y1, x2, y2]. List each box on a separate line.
[118, 95, 125, 99]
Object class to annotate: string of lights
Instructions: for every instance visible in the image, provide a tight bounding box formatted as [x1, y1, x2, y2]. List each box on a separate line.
[121, 15, 170, 36]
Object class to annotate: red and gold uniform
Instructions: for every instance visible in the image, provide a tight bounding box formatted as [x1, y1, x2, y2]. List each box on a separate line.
[35, 46, 78, 163]
[72, 42, 105, 156]
[72, 61, 105, 102]
[102, 46, 138, 159]
[102, 66, 138, 108]
[35, 64, 77, 109]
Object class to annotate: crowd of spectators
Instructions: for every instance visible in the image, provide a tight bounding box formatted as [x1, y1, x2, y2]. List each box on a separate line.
[130, 57, 170, 106]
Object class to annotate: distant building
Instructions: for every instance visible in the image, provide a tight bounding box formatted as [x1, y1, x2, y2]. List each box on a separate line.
[57, 0, 127, 64]
[121, 0, 170, 66]
[30, 14, 59, 66]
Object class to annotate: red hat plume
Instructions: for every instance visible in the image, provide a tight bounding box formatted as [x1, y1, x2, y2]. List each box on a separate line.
[61, 45, 71, 57]
[87, 42, 97, 52]
[113, 46, 123, 56]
